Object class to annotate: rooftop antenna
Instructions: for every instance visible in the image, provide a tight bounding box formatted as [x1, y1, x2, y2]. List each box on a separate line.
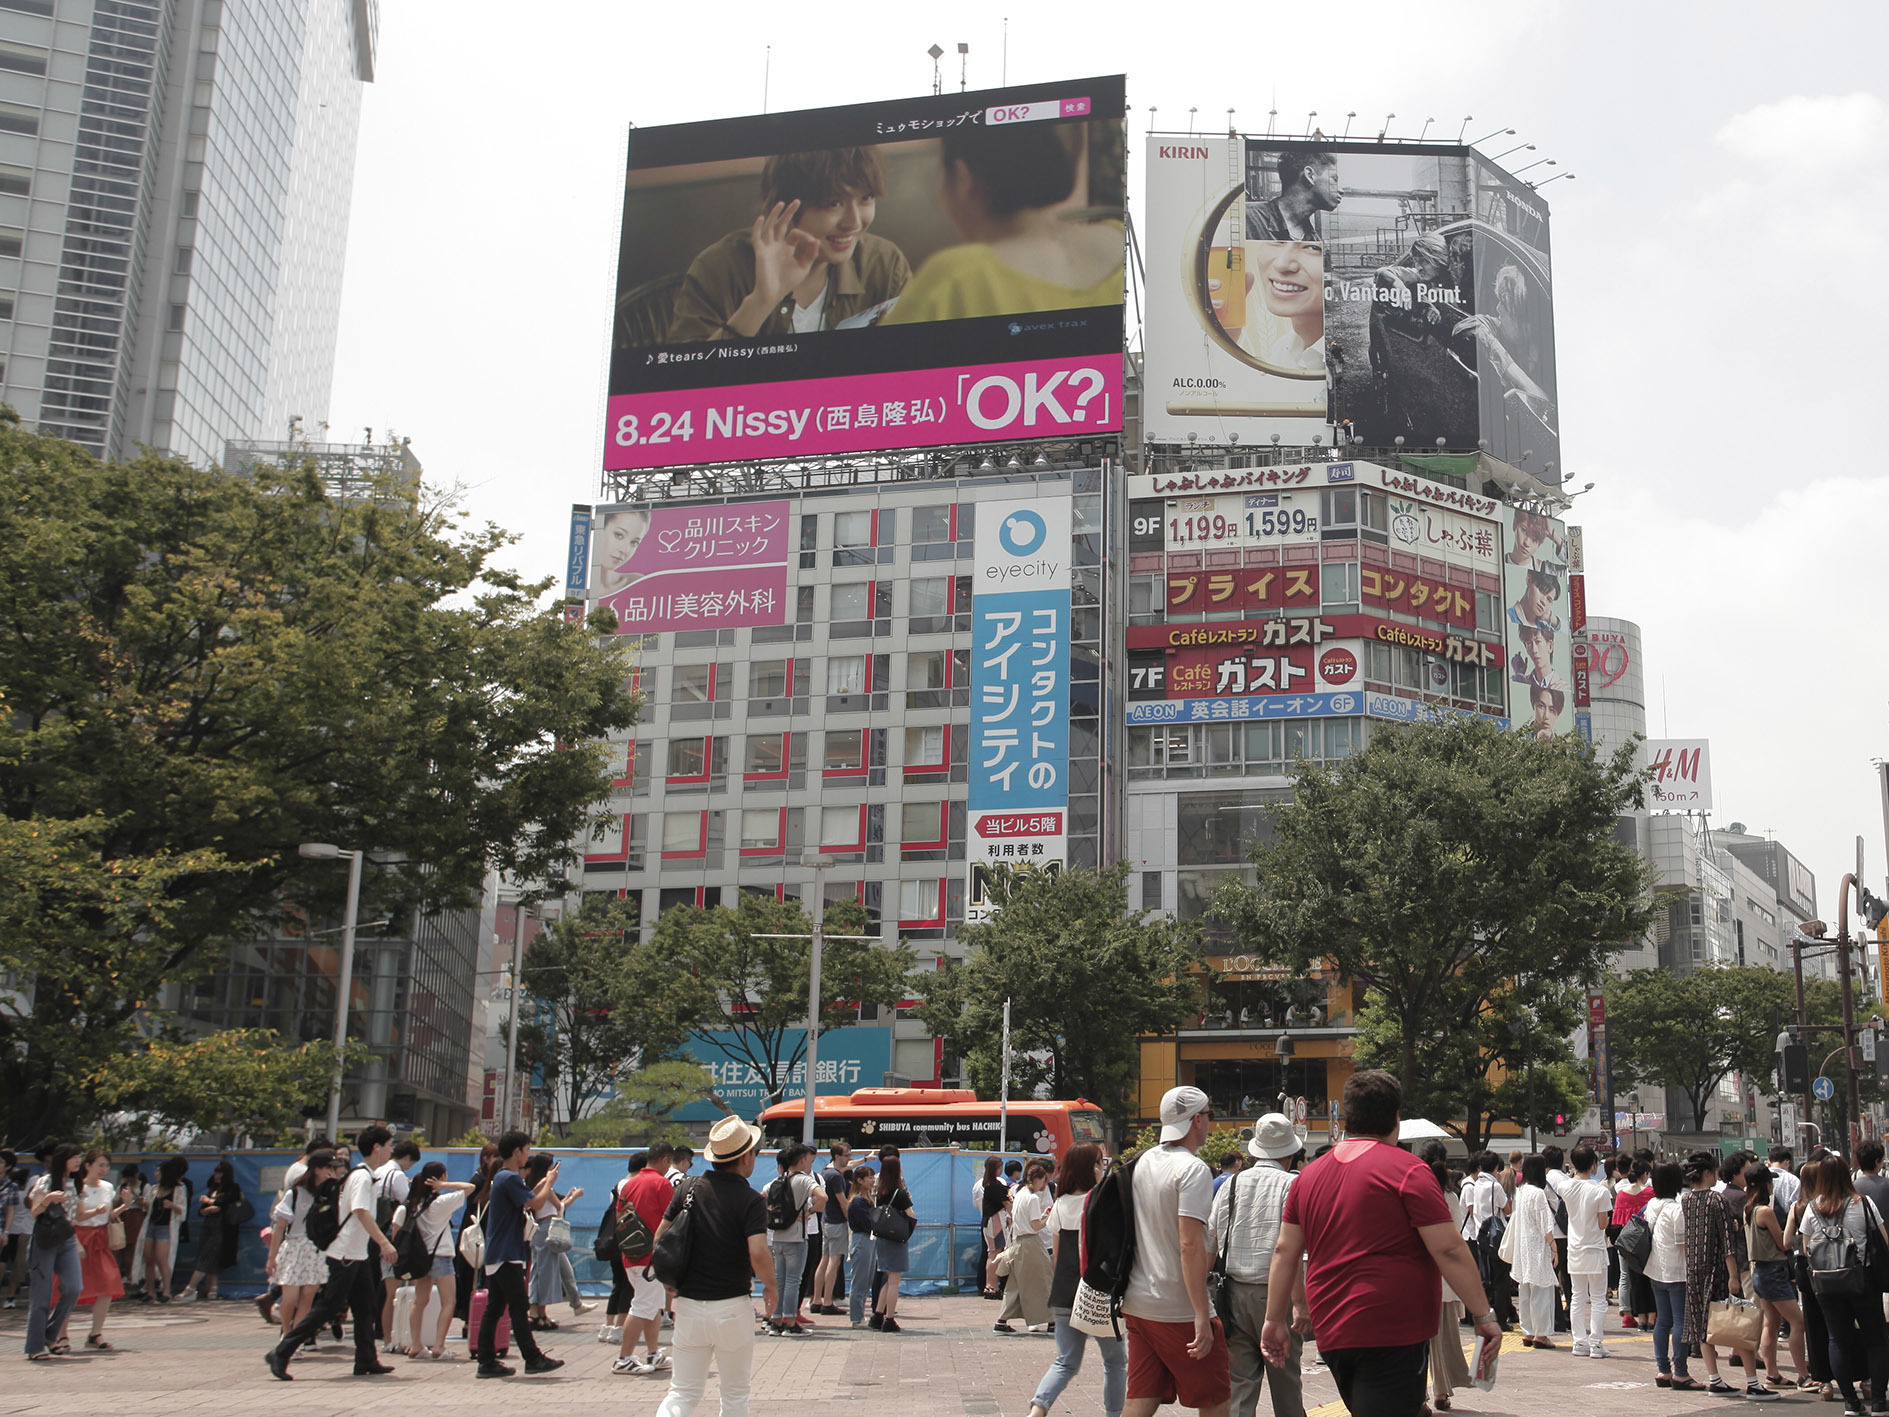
[928, 43, 943, 96]
[1378, 111, 1395, 141]
[1457, 115, 1473, 142]
[1342, 110, 1356, 139]
[957, 41, 968, 92]
[1266, 94, 1277, 136]
[762, 45, 771, 113]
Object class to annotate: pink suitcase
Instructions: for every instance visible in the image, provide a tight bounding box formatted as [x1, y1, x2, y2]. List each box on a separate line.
[467, 1285, 511, 1358]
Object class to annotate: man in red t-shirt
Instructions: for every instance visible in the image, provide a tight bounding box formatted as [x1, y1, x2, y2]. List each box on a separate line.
[612, 1147, 681, 1375]
[1261, 1072, 1501, 1416]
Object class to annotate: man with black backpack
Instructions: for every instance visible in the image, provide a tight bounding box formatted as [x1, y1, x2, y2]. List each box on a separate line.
[762, 1144, 825, 1336]
[613, 1147, 677, 1376]
[265, 1126, 400, 1380]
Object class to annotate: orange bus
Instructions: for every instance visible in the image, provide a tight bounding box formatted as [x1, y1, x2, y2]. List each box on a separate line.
[759, 1088, 1107, 1157]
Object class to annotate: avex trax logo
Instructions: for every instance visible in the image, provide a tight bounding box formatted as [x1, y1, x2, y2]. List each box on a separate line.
[986, 509, 1059, 583]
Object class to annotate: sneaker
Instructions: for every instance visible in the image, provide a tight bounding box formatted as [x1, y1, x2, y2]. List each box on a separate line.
[476, 1362, 515, 1379]
[868, 1313, 884, 1331]
[522, 1356, 565, 1375]
[570, 1300, 595, 1315]
[994, 1322, 1015, 1334]
[661, 1312, 673, 1329]
[597, 1325, 620, 1343]
[881, 1318, 902, 1333]
[1027, 1324, 1051, 1334]
[1709, 1377, 1742, 1396]
[644, 1350, 672, 1372]
[1621, 1314, 1640, 1329]
[762, 1319, 783, 1336]
[175, 1291, 198, 1305]
[778, 1323, 807, 1336]
[1591, 1346, 1611, 1359]
[611, 1355, 647, 1375]
[1746, 1384, 1781, 1403]
[264, 1350, 292, 1382]
[1572, 1342, 1592, 1357]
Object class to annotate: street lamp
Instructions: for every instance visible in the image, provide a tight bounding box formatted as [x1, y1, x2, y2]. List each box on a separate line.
[801, 853, 838, 1145]
[299, 842, 364, 1142]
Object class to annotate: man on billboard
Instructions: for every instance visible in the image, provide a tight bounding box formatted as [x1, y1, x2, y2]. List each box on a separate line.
[1245, 145, 1341, 242]
[666, 149, 913, 341]
[1505, 569, 1563, 635]
[1509, 623, 1566, 694]
[1366, 231, 1478, 448]
[882, 123, 1123, 324]
[1528, 685, 1565, 741]
[1505, 511, 1568, 575]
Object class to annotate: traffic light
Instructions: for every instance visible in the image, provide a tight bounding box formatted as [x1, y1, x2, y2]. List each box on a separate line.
[1781, 1041, 1811, 1094]
[1864, 887, 1888, 932]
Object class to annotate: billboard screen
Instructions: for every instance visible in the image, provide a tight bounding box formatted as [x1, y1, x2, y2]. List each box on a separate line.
[585, 500, 792, 634]
[1142, 138, 1559, 478]
[607, 77, 1127, 471]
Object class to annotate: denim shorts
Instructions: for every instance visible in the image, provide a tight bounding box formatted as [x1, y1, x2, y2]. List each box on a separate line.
[1751, 1260, 1794, 1304]
[431, 1254, 454, 1280]
[146, 1225, 172, 1245]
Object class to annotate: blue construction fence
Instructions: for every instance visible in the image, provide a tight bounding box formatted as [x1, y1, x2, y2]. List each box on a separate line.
[117, 1145, 1034, 1299]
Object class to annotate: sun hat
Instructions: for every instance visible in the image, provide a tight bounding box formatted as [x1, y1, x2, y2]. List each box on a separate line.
[705, 1115, 761, 1164]
[1247, 1113, 1301, 1160]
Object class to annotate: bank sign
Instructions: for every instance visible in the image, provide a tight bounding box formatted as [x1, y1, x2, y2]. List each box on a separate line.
[967, 495, 1070, 918]
[672, 1026, 893, 1121]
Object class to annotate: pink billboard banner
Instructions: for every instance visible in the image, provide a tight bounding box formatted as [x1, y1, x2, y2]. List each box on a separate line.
[603, 355, 1121, 471]
[591, 501, 790, 635]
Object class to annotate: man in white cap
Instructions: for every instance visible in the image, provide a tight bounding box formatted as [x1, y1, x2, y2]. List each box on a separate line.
[1122, 1085, 1231, 1417]
[652, 1115, 777, 1417]
[1209, 1114, 1309, 1417]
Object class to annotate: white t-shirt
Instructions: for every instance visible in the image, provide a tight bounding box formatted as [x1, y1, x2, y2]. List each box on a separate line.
[328, 1165, 378, 1262]
[1543, 1168, 1569, 1239]
[373, 1160, 412, 1212]
[1644, 1197, 1687, 1285]
[1562, 1175, 1612, 1274]
[765, 1172, 818, 1244]
[26, 1174, 76, 1224]
[272, 1186, 313, 1239]
[789, 284, 829, 334]
[1124, 1144, 1215, 1323]
[393, 1190, 467, 1257]
[77, 1180, 115, 1228]
[1014, 1185, 1054, 1251]
[1050, 1192, 1087, 1232]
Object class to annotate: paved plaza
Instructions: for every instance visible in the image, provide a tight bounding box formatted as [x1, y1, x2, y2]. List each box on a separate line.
[0, 1293, 1758, 1416]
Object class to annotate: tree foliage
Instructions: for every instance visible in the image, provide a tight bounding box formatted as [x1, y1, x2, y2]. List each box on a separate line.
[0, 423, 641, 1138]
[562, 1061, 721, 1148]
[85, 1027, 371, 1144]
[1605, 964, 1798, 1132]
[1212, 716, 1654, 1137]
[915, 863, 1209, 1123]
[512, 895, 713, 1132]
[647, 894, 914, 1117]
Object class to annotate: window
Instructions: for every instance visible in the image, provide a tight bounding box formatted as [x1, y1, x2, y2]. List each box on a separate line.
[910, 577, 949, 618]
[667, 738, 708, 776]
[824, 729, 864, 771]
[904, 725, 945, 767]
[0, 165, 27, 196]
[0, 104, 38, 137]
[1321, 487, 1357, 527]
[174, 247, 193, 275]
[831, 583, 869, 620]
[1129, 573, 1163, 625]
[673, 664, 712, 704]
[827, 655, 866, 695]
[1321, 561, 1359, 609]
[745, 735, 786, 775]
[662, 813, 703, 853]
[901, 801, 945, 847]
[740, 809, 781, 850]
[836, 511, 873, 546]
[1142, 871, 1164, 911]
[821, 805, 860, 847]
[0, 0, 54, 15]
[748, 658, 808, 711]
[912, 505, 951, 543]
[749, 660, 790, 697]
[907, 651, 948, 691]
[900, 878, 941, 921]
[0, 293, 12, 320]
[0, 227, 21, 259]
[0, 42, 48, 75]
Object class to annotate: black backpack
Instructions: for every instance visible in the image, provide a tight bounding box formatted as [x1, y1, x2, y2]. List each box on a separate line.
[305, 1171, 350, 1252]
[765, 1174, 800, 1231]
[391, 1201, 432, 1280]
[1079, 1156, 1139, 1302]
[593, 1191, 620, 1262]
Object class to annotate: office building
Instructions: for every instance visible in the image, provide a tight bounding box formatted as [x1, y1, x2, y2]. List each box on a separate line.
[0, 0, 374, 463]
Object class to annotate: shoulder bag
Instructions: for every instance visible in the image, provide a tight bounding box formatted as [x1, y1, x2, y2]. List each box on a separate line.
[871, 1188, 915, 1243]
[33, 1187, 74, 1247]
[648, 1180, 698, 1289]
[1616, 1200, 1655, 1271]
[540, 1212, 574, 1255]
[1707, 1294, 1763, 1350]
[1207, 1170, 1240, 1322]
[1862, 1196, 1889, 1293]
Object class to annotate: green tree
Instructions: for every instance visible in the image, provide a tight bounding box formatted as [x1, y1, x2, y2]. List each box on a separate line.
[1213, 716, 1653, 1135]
[0, 424, 641, 1139]
[85, 1027, 372, 1144]
[562, 1061, 721, 1147]
[647, 894, 915, 1116]
[510, 895, 714, 1133]
[915, 863, 1209, 1124]
[1605, 964, 1797, 1132]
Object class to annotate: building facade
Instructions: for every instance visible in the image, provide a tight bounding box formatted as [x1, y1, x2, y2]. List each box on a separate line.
[0, 0, 372, 463]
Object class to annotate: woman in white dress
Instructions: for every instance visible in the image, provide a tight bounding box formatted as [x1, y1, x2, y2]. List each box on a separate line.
[1509, 1154, 1560, 1348]
[266, 1149, 343, 1349]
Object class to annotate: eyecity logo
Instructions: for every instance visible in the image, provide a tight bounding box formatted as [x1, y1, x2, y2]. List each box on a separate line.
[998, 510, 1047, 557]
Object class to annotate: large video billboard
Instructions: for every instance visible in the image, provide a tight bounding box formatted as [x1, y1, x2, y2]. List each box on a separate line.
[1143, 138, 1558, 478]
[607, 77, 1127, 471]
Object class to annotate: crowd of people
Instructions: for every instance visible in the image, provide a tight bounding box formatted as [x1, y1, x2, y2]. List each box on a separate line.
[16, 1102, 1889, 1417]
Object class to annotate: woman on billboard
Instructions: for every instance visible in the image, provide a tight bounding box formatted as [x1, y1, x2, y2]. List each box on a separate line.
[666, 148, 912, 341]
[882, 122, 1123, 324]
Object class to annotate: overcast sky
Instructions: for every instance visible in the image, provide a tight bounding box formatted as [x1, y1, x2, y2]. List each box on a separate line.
[327, 0, 1889, 918]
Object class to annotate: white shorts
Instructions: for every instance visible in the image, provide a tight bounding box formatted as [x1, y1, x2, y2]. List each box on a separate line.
[628, 1261, 666, 1321]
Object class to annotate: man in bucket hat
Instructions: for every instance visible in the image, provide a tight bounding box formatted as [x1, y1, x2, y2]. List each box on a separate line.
[652, 1116, 776, 1417]
[1209, 1114, 1310, 1417]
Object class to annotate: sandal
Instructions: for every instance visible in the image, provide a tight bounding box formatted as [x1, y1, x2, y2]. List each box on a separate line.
[84, 1336, 113, 1350]
[1436, 1398, 1452, 1411]
[47, 1341, 70, 1356]
[1671, 1378, 1706, 1391]
[27, 1351, 54, 1362]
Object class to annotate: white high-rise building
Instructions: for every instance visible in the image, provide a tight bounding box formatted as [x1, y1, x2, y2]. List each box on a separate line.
[0, 0, 374, 464]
